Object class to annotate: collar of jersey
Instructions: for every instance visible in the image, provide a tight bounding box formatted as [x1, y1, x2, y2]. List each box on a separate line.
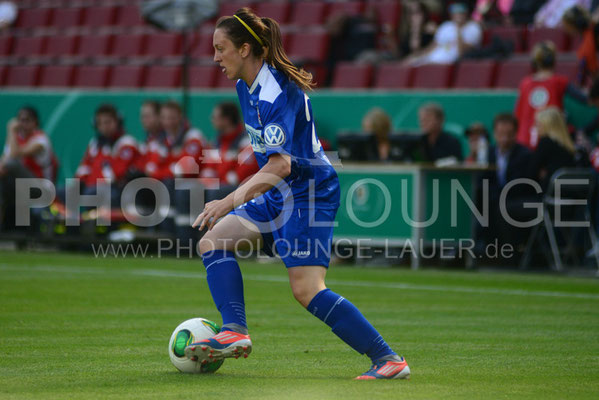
[248, 62, 268, 95]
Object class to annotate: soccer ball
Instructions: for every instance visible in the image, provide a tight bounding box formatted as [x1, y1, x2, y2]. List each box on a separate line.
[168, 317, 224, 373]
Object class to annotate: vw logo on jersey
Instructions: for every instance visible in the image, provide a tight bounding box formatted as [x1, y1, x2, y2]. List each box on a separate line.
[264, 124, 286, 147]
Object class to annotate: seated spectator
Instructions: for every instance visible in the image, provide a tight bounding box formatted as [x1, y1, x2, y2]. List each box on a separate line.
[397, 0, 436, 59]
[535, 0, 590, 28]
[464, 122, 490, 164]
[200, 102, 259, 201]
[475, 113, 532, 251]
[562, 5, 599, 86]
[71, 104, 139, 208]
[417, 102, 463, 163]
[144, 100, 207, 241]
[0, 106, 58, 231]
[361, 107, 392, 162]
[529, 107, 576, 191]
[404, 3, 482, 66]
[514, 41, 587, 149]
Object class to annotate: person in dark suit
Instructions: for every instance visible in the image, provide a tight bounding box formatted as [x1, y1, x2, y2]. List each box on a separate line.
[475, 113, 532, 254]
[417, 102, 463, 163]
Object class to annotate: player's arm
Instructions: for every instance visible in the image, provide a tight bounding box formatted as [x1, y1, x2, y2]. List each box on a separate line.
[193, 153, 291, 231]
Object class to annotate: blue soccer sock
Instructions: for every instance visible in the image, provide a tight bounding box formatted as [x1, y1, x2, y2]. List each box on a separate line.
[201, 250, 247, 334]
[307, 288, 397, 363]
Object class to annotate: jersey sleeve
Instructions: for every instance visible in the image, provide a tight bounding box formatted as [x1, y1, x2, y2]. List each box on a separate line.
[260, 96, 295, 158]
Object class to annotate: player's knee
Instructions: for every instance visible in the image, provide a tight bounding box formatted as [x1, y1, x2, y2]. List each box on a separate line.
[290, 282, 320, 308]
[198, 235, 218, 255]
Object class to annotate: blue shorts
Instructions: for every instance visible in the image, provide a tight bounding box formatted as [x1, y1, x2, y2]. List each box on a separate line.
[229, 197, 337, 268]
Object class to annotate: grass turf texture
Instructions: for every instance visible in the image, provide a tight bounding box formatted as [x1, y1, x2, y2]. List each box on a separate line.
[1, 251, 599, 399]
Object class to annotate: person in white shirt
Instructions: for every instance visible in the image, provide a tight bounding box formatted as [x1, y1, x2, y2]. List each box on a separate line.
[404, 2, 482, 66]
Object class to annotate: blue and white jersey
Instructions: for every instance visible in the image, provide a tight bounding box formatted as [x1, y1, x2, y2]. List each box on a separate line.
[236, 62, 340, 210]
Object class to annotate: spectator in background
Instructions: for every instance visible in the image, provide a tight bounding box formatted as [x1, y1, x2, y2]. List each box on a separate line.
[475, 113, 532, 251]
[134, 100, 162, 177]
[404, 2, 482, 66]
[535, 0, 590, 28]
[417, 102, 463, 162]
[514, 41, 587, 149]
[529, 107, 576, 191]
[0, 107, 58, 231]
[200, 102, 259, 202]
[144, 100, 207, 242]
[0, 1, 17, 31]
[72, 104, 139, 207]
[397, 0, 436, 59]
[362, 107, 392, 162]
[464, 122, 490, 164]
[562, 5, 599, 86]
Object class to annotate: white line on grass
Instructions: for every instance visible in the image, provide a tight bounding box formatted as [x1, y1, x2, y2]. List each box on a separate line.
[1, 263, 598, 300]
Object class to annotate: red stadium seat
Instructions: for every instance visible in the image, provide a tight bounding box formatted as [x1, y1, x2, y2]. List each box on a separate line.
[116, 5, 144, 27]
[45, 35, 79, 56]
[289, 1, 327, 26]
[555, 60, 579, 83]
[368, 0, 401, 28]
[412, 64, 453, 88]
[109, 65, 146, 88]
[527, 28, 569, 51]
[256, 1, 290, 23]
[487, 26, 526, 53]
[494, 60, 531, 88]
[39, 65, 75, 87]
[111, 34, 146, 57]
[77, 34, 113, 57]
[453, 61, 497, 89]
[328, 1, 364, 19]
[82, 6, 117, 28]
[0, 65, 6, 86]
[189, 65, 217, 88]
[219, 1, 254, 18]
[12, 36, 46, 57]
[51, 8, 83, 29]
[74, 65, 110, 87]
[145, 66, 181, 88]
[0, 36, 13, 56]
[191, 31, 215, 58]
[288, 30, 329, 63]
[332, 62, 373, 88]
[5, 65, 41, 87]
[374, 63, 413, 89]
[144, 33, 182, 57]
[15, 8, 52, 29]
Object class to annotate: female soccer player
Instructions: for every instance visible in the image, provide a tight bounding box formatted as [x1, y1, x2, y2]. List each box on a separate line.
[185, 8, 410, 380]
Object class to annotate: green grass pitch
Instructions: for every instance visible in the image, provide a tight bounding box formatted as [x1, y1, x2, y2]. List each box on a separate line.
[1, 250, 599, 399]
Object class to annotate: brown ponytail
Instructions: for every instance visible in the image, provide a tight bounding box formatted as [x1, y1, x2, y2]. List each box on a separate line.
[216, 8, 315, 91]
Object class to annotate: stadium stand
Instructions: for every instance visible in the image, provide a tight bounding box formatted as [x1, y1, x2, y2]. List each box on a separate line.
[73, 65, 109, 88]
[453, 61, 497, 89]
[108, 65, 145, 88]
[189, 65, 218, 88]
[39, 65, 75, 87]
[5, 64, 40, 86]
[145, 65, 181, 88]
[332, 62, 373, 89]
[374, 63, 413, 89]
[412, 65, 454, 89]
[495, 60, 532, 89]
[289, 1, 327, 26]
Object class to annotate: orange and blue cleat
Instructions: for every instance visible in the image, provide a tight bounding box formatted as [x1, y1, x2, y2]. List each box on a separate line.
[354, 357, 411, 380]
[185, 330, 252, 365]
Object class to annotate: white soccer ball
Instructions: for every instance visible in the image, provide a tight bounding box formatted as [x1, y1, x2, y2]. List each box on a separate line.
[168, 317, 224, 373]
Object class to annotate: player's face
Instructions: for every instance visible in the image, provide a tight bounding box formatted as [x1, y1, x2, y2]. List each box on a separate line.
[494, 121, 516, 151]
[160, 108, 182, 134]
[140, 105, 161, 133]
[213, 28, 244, 80]
[17, 110, 36, 134]
[96, 114, 119, 138]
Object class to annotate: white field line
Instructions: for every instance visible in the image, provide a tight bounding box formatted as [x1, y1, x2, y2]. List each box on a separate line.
[1, 264, 599, 300]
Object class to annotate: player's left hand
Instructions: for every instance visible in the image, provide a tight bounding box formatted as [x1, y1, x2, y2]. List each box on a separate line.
[192, 197, 234, 231]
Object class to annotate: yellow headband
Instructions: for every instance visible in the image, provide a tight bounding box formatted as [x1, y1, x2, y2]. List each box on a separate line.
[234, 14, 264, 47]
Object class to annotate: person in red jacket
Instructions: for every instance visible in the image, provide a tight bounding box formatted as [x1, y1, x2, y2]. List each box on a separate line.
[72, 104, 139, 207]
[200, 102, 258, 202]
[514, 41, 587, 149]
[0, 106, 58, 231]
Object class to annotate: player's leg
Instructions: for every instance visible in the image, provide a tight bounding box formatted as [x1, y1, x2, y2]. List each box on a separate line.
[288, 266, 410, 380]
[185, 214, 262, 363]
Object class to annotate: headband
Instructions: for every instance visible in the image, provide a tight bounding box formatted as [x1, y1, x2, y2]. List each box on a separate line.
[234, 14, 264, 47]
